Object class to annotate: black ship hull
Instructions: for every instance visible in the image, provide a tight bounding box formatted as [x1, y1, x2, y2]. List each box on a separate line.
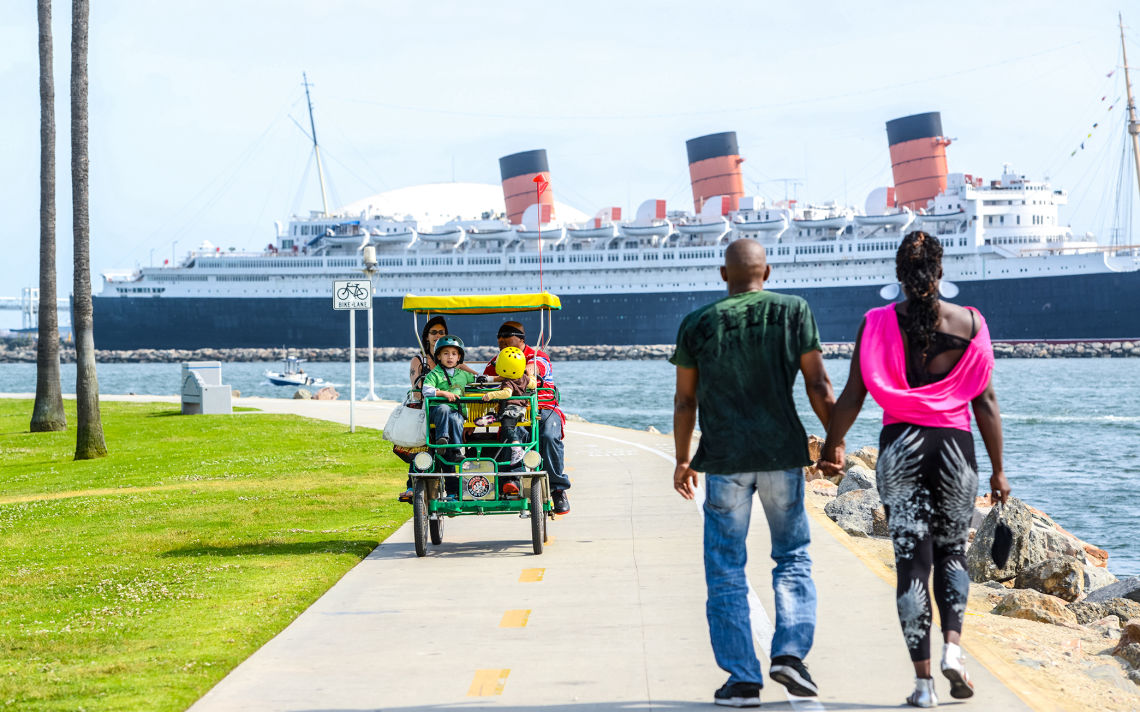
[92, 269, 1140, 350]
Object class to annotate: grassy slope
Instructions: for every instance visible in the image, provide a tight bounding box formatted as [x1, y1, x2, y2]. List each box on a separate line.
[0, 400, 408, 711]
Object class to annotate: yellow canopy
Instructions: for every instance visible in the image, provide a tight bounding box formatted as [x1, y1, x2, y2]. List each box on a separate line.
[401, 292, 562, 314]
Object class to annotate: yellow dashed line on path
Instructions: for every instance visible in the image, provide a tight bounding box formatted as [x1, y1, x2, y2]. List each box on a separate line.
[519, 568, 544, 582]
[499, 609, 531, 628]
[467, 668, 510, 696]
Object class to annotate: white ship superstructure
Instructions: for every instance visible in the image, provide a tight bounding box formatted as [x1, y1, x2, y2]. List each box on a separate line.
[95, 51, 1140, 349]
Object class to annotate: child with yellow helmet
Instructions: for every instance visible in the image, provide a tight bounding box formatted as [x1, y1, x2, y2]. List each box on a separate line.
[475, 347, 537, 496]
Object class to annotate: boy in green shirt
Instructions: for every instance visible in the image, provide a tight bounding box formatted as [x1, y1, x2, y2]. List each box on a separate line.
[421, 336, 477, 461]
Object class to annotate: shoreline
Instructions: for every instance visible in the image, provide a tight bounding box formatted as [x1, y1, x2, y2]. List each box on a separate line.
[2, 339, 1140, 363]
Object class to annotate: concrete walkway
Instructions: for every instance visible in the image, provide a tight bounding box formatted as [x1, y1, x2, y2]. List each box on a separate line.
[18, 395, 1037, 710]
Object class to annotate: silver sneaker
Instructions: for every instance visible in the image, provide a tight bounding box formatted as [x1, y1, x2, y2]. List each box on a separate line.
[941, 645, 975, 699]
[906, 677, 937, 708]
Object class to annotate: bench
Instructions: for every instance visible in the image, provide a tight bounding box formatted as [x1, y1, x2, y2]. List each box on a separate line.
[181, 361, 233, 415]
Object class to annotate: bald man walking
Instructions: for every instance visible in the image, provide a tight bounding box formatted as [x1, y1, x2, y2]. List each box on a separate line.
[671, 239, 838, 707]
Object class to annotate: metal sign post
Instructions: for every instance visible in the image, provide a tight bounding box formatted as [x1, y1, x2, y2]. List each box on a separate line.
[333, 279, 373, 432]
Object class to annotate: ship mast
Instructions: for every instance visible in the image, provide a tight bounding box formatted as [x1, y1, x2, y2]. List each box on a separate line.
[1121, 14, 1140, 212]
[302, 72, 331, 217]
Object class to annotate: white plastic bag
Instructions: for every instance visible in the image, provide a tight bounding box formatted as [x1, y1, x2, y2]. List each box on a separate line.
[382, 396, 427, 447]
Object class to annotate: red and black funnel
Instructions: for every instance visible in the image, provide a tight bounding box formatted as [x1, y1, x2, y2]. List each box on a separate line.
[500, 149, 555, 225]
[686, 132, 745, 213]
[886, 112, 951, 211]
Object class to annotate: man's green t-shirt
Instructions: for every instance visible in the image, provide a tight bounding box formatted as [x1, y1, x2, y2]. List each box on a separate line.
[670, 289, 822, 474]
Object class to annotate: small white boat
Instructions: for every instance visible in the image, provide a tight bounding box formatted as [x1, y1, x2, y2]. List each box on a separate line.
[265, 356, 327, 387]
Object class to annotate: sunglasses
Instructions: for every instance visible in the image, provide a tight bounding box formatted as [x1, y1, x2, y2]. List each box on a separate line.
[497, 331, 524, 339]
[427, 329, 446, 336]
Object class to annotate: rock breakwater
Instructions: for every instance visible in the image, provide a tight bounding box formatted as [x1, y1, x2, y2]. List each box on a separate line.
[812, 442, 1140, 690]
[4, 339, 1140, 364]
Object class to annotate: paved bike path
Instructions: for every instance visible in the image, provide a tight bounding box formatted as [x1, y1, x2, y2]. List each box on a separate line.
[159, 397, 1035, 711]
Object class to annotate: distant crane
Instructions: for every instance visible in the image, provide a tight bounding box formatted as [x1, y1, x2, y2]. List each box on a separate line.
[0, 288, 70, 330]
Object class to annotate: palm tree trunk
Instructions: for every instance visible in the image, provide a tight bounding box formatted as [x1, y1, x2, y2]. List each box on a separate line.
[71, 0, 106, 459]
[31, 0, 66, 433]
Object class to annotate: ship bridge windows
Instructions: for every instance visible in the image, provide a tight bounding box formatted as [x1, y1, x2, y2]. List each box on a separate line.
[116, 287, 166, 294]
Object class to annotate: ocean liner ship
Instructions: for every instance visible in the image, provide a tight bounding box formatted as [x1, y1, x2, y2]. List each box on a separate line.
[94, 75, 1140, 349]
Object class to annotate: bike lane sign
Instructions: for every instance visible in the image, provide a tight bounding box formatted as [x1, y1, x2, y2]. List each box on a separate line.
[333, 280, 372, 310]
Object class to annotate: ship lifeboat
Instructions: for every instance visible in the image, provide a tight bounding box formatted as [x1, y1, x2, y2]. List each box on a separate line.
[566, 223, 618, 240]
[916, 210, 967, 227]
[675, 216, 730, 236]
[854, 207, 914, 229]
[732, 216, 788, 232]
[466, 225, 516, 241]
[516, 224, 565, 242]
[368, 227, 417, 244]
[569, 207, 622, 241]
[620, 221, 672, 238]
[793, 215, 851, 231]
[418, 226, 466, 247]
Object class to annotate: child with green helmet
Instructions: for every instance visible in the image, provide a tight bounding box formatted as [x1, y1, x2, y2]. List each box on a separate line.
[421, 335, 477, 463]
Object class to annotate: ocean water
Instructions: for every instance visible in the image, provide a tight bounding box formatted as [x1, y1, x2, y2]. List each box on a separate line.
[1, 358, 1137, 577]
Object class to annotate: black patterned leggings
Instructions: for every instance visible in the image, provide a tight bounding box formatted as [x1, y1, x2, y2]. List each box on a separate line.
[877, 423, 978, 662]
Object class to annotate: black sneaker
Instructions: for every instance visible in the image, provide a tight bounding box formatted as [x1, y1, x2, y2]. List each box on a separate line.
[769, 656, 817, 697]
[552, 490, 570, 514]
[714, 681, 761, 707]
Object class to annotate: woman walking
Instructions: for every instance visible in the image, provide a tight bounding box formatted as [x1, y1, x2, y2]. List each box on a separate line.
[819, 231, 1010, 708]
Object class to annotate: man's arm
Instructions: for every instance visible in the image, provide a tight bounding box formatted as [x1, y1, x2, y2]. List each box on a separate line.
[819, 321, 870, 475]
[673, 366, 700, 500]
[799, 349, 836, 430]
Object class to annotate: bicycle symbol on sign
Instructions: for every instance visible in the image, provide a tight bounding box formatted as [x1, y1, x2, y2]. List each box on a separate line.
[336, 282, 369, 300]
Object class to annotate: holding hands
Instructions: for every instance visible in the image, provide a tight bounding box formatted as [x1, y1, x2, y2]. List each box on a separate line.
[817, 440, 846, 478]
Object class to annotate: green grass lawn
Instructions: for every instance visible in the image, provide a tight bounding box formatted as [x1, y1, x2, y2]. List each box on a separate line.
[0, 399, 409, 711]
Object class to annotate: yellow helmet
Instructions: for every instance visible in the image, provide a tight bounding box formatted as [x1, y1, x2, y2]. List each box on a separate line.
[495, 347, 527, 380]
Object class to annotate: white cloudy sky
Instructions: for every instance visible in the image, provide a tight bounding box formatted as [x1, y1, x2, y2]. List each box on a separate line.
[0, 0, 1138, 329]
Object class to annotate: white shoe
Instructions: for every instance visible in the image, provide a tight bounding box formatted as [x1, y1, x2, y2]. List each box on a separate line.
[940, 643, 975, 699]
[906, 677, 937, 708]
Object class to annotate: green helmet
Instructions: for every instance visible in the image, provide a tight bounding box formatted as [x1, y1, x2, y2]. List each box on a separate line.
[433, 335, 466, 363]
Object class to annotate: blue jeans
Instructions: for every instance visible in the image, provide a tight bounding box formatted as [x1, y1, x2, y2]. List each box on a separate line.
[539, 409, 570, 492]
[704, 469, 816, 685]
[429, 404, 464, 455]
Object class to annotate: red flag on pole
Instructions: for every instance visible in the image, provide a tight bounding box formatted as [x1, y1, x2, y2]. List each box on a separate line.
[533, 173, 549, 195]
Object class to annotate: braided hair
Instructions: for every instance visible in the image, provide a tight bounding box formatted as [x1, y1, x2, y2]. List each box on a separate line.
[895, 230, 943, 354]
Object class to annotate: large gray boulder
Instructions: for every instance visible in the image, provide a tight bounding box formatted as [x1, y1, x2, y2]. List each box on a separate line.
[1014, 556, 1085, 602]
[1085, 565, 1118, 593]
[1085, 576, 1140, 605]
[824, 489, 887, 538]
[1067, 598, 1140, 625]
[966, 497, 1043, 582]
[836, 464, 876, 496]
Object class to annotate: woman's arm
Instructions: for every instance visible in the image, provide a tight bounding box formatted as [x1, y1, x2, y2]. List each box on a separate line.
[409, 356, 423, 385]
[971, 378, 1010, 503]
[819, 320, 870, 475]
